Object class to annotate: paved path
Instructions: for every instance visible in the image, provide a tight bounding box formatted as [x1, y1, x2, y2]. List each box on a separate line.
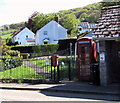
[23, 60, 51, 79]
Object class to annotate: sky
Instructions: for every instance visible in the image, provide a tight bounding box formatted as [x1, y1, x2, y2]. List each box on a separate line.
[0, 0, 102, 26]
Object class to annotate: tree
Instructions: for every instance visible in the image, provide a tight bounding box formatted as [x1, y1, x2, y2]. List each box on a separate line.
[101, 0, 120, 7]
[79, 13, 88, 22]
[32, 14, 55, 33]
[86, 10, 100, 23]
[62, 14, 78, 35]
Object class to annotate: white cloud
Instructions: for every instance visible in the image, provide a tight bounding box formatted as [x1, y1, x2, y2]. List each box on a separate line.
[0, 0, 102, 26]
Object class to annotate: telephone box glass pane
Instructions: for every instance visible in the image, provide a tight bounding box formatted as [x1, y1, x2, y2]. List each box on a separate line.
[79, 45, 91, 80]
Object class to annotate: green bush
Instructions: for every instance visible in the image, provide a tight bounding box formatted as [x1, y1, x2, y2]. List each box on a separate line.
[2, 45, 11, 55]
[1, 45, 23, 71]
[6, 50, 20, 56]
[2, 56, 23, 70]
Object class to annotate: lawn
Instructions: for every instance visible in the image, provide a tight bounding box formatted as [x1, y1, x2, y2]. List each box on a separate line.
[0, 65, 42, 79]
[30, 57, 77, 80]
[30, 58, 52, 71]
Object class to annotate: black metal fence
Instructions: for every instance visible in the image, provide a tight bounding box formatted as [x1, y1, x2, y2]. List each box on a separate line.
[0, 55, 78, 83]
[0, 57, 51, 79]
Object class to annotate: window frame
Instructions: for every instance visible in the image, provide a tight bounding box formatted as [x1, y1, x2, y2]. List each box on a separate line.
[43, 31, 47, 35]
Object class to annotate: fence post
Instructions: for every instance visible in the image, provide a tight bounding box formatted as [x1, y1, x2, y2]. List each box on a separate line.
[68, 60, 71, 81]
[57, 65, 60, 81]
[51, 65, 53, 80]
[54, 67, 56, 81]
[51, 57, 53, 80]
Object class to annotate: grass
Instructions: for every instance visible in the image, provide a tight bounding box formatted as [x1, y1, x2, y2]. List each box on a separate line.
[0, 65, 42, 79]
[0, 29, 16, 40]
[30, 57, 77, 80]
[30, 59, 53, 71]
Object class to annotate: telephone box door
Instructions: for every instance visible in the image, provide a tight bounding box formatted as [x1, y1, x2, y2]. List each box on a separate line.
[77, 40, 92, 81]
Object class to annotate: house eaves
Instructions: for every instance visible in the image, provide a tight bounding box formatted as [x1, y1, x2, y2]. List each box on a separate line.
[11, 27, 25, 37]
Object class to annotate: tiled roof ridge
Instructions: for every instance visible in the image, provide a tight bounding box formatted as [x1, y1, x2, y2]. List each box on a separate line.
[102, 5, 120, 10]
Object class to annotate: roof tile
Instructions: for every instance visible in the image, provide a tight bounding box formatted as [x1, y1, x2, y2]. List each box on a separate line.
[93, 5, 120, 38]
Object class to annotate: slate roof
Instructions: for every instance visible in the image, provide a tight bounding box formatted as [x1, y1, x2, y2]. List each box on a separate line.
[93, 5, 120, 38]
[11, 27, 25, 37]
[78, 22, 96, 29]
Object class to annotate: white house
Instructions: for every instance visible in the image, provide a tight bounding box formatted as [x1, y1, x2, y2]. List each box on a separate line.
[77, 22, 97, 37]
[35, 20, 67, 45]
[11, 27, 35, 45]
[78, 22, 96, 33]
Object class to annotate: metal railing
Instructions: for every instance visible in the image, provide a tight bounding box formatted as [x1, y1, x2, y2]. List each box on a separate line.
[0, 56, 78, 83]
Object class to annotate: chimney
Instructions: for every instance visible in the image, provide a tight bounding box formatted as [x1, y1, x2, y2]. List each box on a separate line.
[54, 17, 58, 22]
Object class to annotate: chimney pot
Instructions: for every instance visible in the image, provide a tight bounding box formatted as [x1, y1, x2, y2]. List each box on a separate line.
[54, 17, 58, 22]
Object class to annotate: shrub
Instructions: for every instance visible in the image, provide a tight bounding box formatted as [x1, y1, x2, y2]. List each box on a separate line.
[2, 45, 11, 55]
[6, 50, 20, 57]
[1, 45, 23, 71]
[2, 56, 23, 70]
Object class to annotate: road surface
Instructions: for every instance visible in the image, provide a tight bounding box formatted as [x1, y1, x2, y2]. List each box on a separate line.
[0, 89, 119, 102]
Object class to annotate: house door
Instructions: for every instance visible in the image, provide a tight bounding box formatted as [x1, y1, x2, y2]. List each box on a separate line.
[44, 42, 48, 44]
[78, 45, 91, 81]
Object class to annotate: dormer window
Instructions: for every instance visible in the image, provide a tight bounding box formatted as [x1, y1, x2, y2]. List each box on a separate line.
[44, 31, 47, 35]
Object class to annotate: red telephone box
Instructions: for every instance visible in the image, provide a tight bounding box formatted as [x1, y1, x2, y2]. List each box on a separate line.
[51, 55, 59, 67]
[77, 37, 97, 81]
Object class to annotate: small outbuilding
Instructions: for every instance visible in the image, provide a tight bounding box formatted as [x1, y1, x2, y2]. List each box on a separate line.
[93, 5, 120, 86]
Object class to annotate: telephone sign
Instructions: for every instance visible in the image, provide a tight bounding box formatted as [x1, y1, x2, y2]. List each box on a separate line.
[100, 52, 105, 63]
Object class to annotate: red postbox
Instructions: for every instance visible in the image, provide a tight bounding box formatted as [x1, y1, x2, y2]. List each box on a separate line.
[51, 55, 59, 67]
[77, 37, 98, 82]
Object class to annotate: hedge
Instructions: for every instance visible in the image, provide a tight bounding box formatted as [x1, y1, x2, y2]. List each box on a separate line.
[11, 44, 59, 57]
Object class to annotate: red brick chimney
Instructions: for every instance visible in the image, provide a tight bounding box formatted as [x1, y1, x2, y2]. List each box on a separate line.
[54, 17, 58, 22]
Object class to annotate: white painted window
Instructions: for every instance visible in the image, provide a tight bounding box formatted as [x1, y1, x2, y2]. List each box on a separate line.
[44, 31, 47, 35]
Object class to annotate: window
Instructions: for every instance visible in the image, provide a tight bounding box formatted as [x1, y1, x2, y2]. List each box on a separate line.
[26, 35, 28, 38]
[44, 31, 47, 35]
